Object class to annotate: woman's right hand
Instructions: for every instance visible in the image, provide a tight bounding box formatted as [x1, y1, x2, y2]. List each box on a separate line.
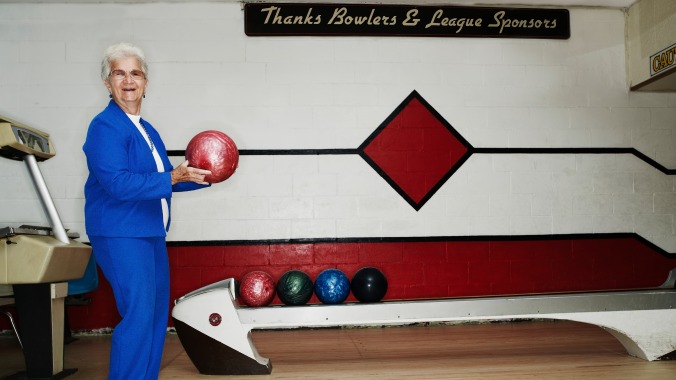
[171, 160, 211, 185]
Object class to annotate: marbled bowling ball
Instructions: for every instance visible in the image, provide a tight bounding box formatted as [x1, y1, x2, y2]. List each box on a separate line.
[185, 130, 239, 183]
[351, 267, 388, 303]
[276, 270, 314, 306]
[239, 271, 275, 307]
[314, 269, 350, 304]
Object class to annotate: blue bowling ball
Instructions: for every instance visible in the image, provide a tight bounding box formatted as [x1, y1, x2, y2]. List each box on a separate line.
[314, 269, 350, 304]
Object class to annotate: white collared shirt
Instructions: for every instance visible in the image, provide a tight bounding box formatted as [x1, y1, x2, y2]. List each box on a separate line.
[127, 113, 170, 230]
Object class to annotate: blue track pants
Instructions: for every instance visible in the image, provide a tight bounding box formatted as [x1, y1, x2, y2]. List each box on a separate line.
[90, 236, 169, 380]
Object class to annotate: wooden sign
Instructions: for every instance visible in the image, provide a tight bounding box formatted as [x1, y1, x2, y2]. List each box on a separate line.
[650, 42, 676, 77]
[244, 3, 570, 39]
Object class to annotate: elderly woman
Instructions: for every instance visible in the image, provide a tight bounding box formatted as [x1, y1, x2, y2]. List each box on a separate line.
[83, 42, 211, 380]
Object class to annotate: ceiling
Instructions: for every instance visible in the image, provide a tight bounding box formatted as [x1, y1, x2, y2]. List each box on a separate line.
[0, 0, 642, 9]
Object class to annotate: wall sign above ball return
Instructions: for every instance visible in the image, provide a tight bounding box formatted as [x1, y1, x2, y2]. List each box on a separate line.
[244, 3, 570, 39]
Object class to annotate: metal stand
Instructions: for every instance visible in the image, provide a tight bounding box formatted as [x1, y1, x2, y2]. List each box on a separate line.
[23, 155, 69, 244]
[173, 275, 676, 376]
[6, 283, 76, 380]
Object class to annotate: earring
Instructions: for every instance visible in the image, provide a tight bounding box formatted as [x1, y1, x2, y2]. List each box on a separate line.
[109, 93, 112, 99]
[143, 94, 146, 99]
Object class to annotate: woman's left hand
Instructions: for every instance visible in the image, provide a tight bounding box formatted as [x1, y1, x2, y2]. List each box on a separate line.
[171, 160, 211, 185]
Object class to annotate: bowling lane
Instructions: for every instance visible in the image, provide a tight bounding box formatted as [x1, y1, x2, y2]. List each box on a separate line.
[157, 321, 676, 379]
[4, 320, 675, 379]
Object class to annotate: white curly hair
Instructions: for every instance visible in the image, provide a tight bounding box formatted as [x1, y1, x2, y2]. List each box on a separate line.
[100, 42, 148, 81]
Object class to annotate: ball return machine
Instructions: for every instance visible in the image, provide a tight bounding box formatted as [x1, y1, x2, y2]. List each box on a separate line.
[0, 116, 91, 379]
[173, 271, 676, 375]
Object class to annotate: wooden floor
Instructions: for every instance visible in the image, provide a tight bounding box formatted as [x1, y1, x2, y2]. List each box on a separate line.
[1, 320, 675, 379]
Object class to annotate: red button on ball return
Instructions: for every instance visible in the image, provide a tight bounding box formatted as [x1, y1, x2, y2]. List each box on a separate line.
[209, 313, 222, 326]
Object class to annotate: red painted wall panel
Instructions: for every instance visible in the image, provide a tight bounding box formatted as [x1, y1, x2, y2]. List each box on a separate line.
[2, 236, 674, 331]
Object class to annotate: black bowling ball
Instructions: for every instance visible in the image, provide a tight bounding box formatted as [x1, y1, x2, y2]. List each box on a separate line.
[351, 267, 388, 303]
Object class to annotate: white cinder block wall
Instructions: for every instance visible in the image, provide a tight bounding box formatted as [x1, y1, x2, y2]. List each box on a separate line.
[0, 3, 674, 252]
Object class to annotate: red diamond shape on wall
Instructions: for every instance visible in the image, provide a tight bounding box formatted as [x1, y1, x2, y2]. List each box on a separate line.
[359, 91, 473, 210]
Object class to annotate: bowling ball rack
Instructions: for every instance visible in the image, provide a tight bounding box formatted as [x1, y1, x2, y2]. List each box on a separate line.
[172, 269, 676, 376]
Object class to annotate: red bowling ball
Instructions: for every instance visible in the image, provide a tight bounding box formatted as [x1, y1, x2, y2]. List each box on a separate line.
[239, 271, 276, 307]
[185, 130, 239, 183]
